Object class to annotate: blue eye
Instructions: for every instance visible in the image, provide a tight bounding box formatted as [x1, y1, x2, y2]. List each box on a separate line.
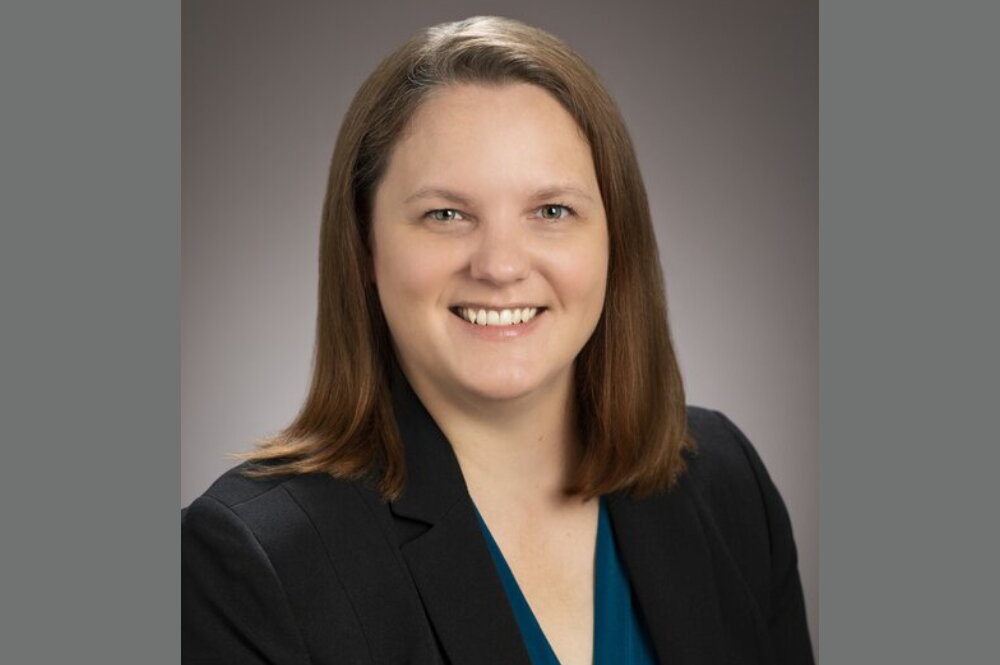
[426, 209, 465, 222]
[424, 205, 574, 223]
[537, 204, 574, 220]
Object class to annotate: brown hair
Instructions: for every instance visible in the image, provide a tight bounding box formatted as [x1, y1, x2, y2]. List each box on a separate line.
[244, 16, 693, 500]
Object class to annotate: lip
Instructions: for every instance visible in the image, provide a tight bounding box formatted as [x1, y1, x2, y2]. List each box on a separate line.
[450, 302, 545, 310]
[447, 306, 546, 340]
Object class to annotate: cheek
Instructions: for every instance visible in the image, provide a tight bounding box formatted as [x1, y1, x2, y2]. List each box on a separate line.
[584, 256, 610, 315]
[557, 234, 609, 311]
[372, 235, 453, 312]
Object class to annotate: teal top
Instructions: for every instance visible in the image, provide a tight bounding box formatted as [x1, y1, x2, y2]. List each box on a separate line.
[473, 498, 658, 665]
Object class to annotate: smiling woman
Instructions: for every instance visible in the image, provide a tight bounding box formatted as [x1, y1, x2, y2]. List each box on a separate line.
[182, 15, 814, 665]
[372, 83, 609, 408]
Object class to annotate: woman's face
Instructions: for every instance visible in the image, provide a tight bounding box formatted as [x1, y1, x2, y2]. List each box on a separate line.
[371, 83, 608, 405]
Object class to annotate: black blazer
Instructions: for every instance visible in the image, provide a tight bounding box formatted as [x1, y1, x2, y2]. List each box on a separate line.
[182, 378, 814, 664]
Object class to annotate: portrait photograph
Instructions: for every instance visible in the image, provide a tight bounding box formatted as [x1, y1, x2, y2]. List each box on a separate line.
[182, 1, 817, 662]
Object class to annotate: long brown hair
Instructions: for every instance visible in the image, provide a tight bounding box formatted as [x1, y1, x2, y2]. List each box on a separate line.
[244, 16, 693, 500]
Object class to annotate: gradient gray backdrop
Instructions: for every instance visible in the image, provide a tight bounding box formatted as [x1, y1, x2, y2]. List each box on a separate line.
[182, 0, 817, 655]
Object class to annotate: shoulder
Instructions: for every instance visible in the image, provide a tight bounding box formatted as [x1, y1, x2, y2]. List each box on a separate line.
[184, 461, 295, 519]
[184, 463, 324, 573]
[182, 463, 301, 551]
[682, 405, 778, 505]
[182, 461, 389, 548]
[182, 462, 397, 602]
[681, 407, 814, 661]
[685, 406, 762, 470]
[182, 464, 314, 662]
[681, 407, 759, 503]
[687, 406, 784, 490]
[680, 407, 788, 578]
[182, 463, 393, 662]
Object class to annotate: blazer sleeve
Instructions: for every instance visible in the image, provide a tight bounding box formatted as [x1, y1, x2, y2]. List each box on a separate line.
[716, 411, 815, 665]
[182, 495, 310, 665]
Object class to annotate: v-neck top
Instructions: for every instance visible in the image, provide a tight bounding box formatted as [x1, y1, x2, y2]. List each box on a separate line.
[473, 498, 657, 665]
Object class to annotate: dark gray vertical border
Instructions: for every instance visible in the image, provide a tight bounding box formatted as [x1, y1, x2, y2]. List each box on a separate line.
[822, 0, 998, 661]
[0, 0, 178, 663]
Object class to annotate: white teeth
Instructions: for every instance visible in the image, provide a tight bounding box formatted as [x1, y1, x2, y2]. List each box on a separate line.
[458, 307, 541, 327]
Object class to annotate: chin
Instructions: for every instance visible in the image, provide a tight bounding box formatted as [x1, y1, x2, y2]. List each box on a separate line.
[456, 366, 559, 403]
[465, 383, 537, 402]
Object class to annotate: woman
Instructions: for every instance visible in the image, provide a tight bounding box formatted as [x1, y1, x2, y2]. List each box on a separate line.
[182, 16, 813, 665]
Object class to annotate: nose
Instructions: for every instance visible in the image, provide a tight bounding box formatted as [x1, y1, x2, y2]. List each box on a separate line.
[468, 219, 530, 285]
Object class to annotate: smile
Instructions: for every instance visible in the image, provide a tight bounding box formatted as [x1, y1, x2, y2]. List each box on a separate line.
[449, 306, 545, 326]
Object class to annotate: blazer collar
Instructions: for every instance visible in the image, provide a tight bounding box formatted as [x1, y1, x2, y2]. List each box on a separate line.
[606, 487, 730, 664]
[387, 372, 533, 665]
[386, 373, 468, 526]
[386, 373, 764, 664]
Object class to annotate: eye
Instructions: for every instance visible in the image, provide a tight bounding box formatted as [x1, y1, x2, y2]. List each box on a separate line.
[425, 208, 466, 222]
[536, 204, 575, 221]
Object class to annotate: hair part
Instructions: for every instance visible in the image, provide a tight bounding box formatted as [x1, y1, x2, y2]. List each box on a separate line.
[242, 15, 694, 501]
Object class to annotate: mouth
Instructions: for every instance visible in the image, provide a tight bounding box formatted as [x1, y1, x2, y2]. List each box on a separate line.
[449, 305, 547, 327]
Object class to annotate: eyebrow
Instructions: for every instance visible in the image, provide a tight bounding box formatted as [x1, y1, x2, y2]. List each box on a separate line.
[403, 185, 597, 206]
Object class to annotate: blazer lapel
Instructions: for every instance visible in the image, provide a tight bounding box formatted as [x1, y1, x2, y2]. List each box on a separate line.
[607, 486, 726, 664]
[387, 375, 532, 665]
[607, 480, 768, 664]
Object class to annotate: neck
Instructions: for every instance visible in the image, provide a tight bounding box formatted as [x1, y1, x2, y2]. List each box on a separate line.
[406, 371, 580, 511]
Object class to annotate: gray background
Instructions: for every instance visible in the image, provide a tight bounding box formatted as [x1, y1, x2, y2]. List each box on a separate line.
[182, 0, 818, 654]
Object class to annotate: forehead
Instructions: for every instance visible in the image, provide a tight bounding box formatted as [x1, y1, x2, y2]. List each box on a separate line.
[381, 83, 598, 195]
